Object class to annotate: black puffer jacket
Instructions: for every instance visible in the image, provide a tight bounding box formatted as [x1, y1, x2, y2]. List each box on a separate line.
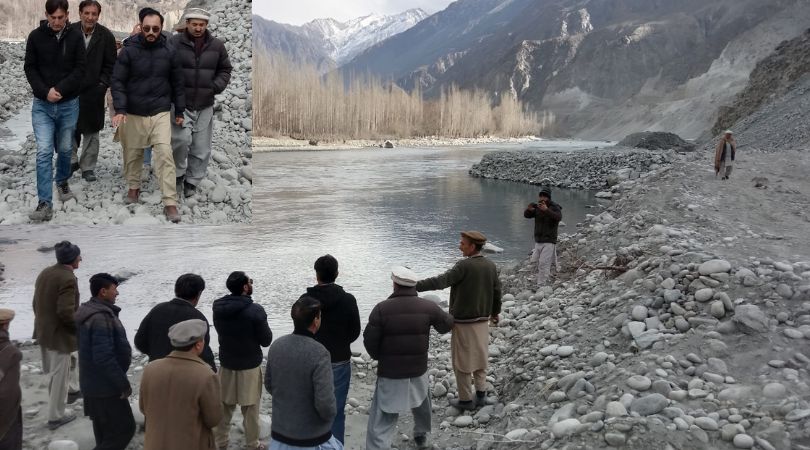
[363, 285, 454, 379]
[170, 30, 232, 111]
[111, 33, 184, 118]
[133, 298, 216, 372]
[24, 20, 86, 102]
[305, 284, 361, 363]
[213, 295, 272, 370]
[75, 298, 131, 398]
[524, 200, 563, 244]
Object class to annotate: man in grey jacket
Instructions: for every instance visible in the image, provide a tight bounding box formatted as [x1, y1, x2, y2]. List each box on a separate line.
[264, 296, 342, 449]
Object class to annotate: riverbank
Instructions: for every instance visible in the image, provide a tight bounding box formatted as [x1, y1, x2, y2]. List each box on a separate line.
[0, 0, 253, 225]
[252, 135, 545, 151]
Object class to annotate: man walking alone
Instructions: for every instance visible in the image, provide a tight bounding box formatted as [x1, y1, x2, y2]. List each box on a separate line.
[170, 7, 232, 199]
[24, 0, 86, 221]
[112, 7, 185, 222]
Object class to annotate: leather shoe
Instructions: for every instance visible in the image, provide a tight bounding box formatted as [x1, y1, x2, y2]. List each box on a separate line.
[449, 398, 476, 411]
[125, 188, 140, 204]
[47, 414, 76, 430]
[164, 205, 181, 223]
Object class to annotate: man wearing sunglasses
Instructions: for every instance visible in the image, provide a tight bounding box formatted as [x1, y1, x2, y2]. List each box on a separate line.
[111, 7, 185, 223]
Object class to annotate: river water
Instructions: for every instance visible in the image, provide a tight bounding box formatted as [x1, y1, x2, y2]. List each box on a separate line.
[0, 141, 605, 347]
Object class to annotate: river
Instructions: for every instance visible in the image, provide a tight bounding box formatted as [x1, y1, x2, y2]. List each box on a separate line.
[0, 141, 606, 347]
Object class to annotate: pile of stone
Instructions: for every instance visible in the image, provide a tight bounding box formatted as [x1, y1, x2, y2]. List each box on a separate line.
[0, 0, 253, 224]
[617, 131, 696, 152]
[0, 43, 29, 125]
[469, 150, 673, 190]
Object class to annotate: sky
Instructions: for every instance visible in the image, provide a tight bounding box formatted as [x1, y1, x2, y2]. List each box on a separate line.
[253, 0, 456, 25]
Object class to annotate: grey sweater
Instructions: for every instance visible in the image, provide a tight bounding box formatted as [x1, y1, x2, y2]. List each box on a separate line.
[264, 330, 335, 446]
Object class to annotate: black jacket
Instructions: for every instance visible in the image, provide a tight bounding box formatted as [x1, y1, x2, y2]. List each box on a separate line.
[134, 298, 216, 372]
[524, 200, 563, 244]
[363, 285, 454, 379]
[212, 295, 272, 370]
[24, 20, 86, 102]
[70, 22, 116, 133]
[306, 284, 361, 363]
[170, 30, 232, 111]
[75, 298, 131, 398]
[111, 33, 185, 118]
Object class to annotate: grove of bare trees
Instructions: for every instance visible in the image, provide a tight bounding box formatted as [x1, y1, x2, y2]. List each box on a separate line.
[253, 49, 554, 139]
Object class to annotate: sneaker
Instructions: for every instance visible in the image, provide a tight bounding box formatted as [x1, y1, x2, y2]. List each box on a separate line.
[57, 183, 75, 202]
[164, 205, 181, 223]
[29, 201, 53, 221]
[414, 435, 430, 449]
[449, 398, 476, 411]
[183, 181, 196, 198]
[141, 164, 152, 182]
[81, 170, 96, 182]
[47, 413, 76, 430]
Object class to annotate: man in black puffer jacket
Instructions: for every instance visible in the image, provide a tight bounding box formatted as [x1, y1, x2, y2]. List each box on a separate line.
[111, 7, 185, 222]
[212, 271, 272, 450]
[304, 254, 361, 444]
[170, 7, 232, 199]
[75, 273, 135, 449]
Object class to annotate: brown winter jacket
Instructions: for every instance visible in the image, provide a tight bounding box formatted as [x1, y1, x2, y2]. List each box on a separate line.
[363, 285, 454, 379]
[0, 329, 22, 442]
[139, 351, 222, 450]
[416, 254, 502, 323]
[32, 264, 80, 353]
[714, 137, 736, 172]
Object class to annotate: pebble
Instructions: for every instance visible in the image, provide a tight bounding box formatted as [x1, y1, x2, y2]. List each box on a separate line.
[548, 391, 567, 403]
[556, 346, 574, 357]
[762, 383, 786, 398]
[710, 301, 725, 318]
[784, 328, 804, 339]
[694, 416, 718, 431]
[699, 260, 731, 275]
[695, 288, 714, 302]
[505, 429, 528, 440]
[452, 416, 473, 427]
[785, 409, 810, 421]
[551, 418, 582, 438]
[626, 375, 652, 391]
[631, 305, 648, 320]
[733, 434, 754, 448]
[604, 432, 626, 446]
[47, 442, 79, 450]
[630, 393, 668, 416]
[606, 401, 628, 417]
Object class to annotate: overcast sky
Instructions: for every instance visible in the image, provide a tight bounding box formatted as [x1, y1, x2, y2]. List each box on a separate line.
[253, 0, 456, 25]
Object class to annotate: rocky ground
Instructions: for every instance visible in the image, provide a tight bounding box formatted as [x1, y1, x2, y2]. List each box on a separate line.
[0, 0, 253, 225]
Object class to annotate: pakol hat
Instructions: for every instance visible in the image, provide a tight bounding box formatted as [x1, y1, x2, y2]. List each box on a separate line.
[0, 308, 14, 324]
[168, 319, 208, 347]
[539, 186, 552, 197]
[461, 231, 487, 246]
[55, 241, 81, 265]
[391, 266, 418, 287]
[184, 8, 211, 22]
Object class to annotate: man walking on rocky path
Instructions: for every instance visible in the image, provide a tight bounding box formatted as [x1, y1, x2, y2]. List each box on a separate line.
[212, 271, 272, 450]
[140, 319, 222, 450]
[304, 255, 361, 444]
[170, 7, 232, 199]
[416, 231, 502, 411]
[69, 0, 116, 183]
[264, 296, 342, 450]
[32, 240, 83, 430]
[714, 129, 737, 180]
[364, 266, 454, 450]
[24, 0, 86, 222]
[134, 273, 217, 372]
[75, 273, 135, 449]
[524, 186, 563, 287]
[111, 7, 185, 223]
[0, 309, 23, 449]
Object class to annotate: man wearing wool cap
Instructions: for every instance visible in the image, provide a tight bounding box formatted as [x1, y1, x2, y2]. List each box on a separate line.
[416, 231, 502, 411]
[363, 266, 454, 449]
[140, 318, 222, 449]
[524, 186, 563, 287]
[0, 308, 23, 448]
[32, 240, 83, 430]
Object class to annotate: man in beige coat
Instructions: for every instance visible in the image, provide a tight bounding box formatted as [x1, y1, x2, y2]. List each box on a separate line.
[714, 130, 736, 180]
[140, 319, 222, 450]
[32, 241, 83, 429]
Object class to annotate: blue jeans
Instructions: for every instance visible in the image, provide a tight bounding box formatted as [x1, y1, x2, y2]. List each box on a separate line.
[32, 97, 79, 204]
[331, 361, 351, 444]
[143, 147, 152, 166]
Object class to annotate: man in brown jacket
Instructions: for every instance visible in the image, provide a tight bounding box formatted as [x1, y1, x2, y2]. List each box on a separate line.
[32, 240, 83, 429]
[140, 319, 222, 450]
[0, 309, 23, 449]
[416, 231, 502, 411]
[714, 130, 736, 180]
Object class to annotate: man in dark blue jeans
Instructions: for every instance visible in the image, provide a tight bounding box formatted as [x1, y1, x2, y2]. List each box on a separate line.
[24, 0, 86, 221]
[303, 255, 361, 444]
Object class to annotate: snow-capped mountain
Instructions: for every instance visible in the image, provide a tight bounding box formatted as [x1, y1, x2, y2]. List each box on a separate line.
[253, 8, 429, 72]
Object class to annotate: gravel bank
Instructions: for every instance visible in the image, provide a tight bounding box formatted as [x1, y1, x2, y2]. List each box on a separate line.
[0, 0, 252, 225]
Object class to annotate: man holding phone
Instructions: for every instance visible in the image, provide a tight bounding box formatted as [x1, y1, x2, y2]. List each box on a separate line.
[524, 186, 563, 288]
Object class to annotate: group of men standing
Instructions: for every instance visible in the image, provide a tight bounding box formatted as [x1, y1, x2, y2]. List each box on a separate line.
[1, 229, 506, 449]
[24, 0, 232, 223]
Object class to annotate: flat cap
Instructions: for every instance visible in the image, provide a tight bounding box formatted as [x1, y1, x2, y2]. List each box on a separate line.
[0, 308, 14, 323]
[391, 266, 418, 287]
[168, 319, 208, 347]
[461, 230, 487, 245]
[184, 7, 211, 21]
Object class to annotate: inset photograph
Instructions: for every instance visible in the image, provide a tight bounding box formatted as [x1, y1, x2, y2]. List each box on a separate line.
[0, 0, 251, 225]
